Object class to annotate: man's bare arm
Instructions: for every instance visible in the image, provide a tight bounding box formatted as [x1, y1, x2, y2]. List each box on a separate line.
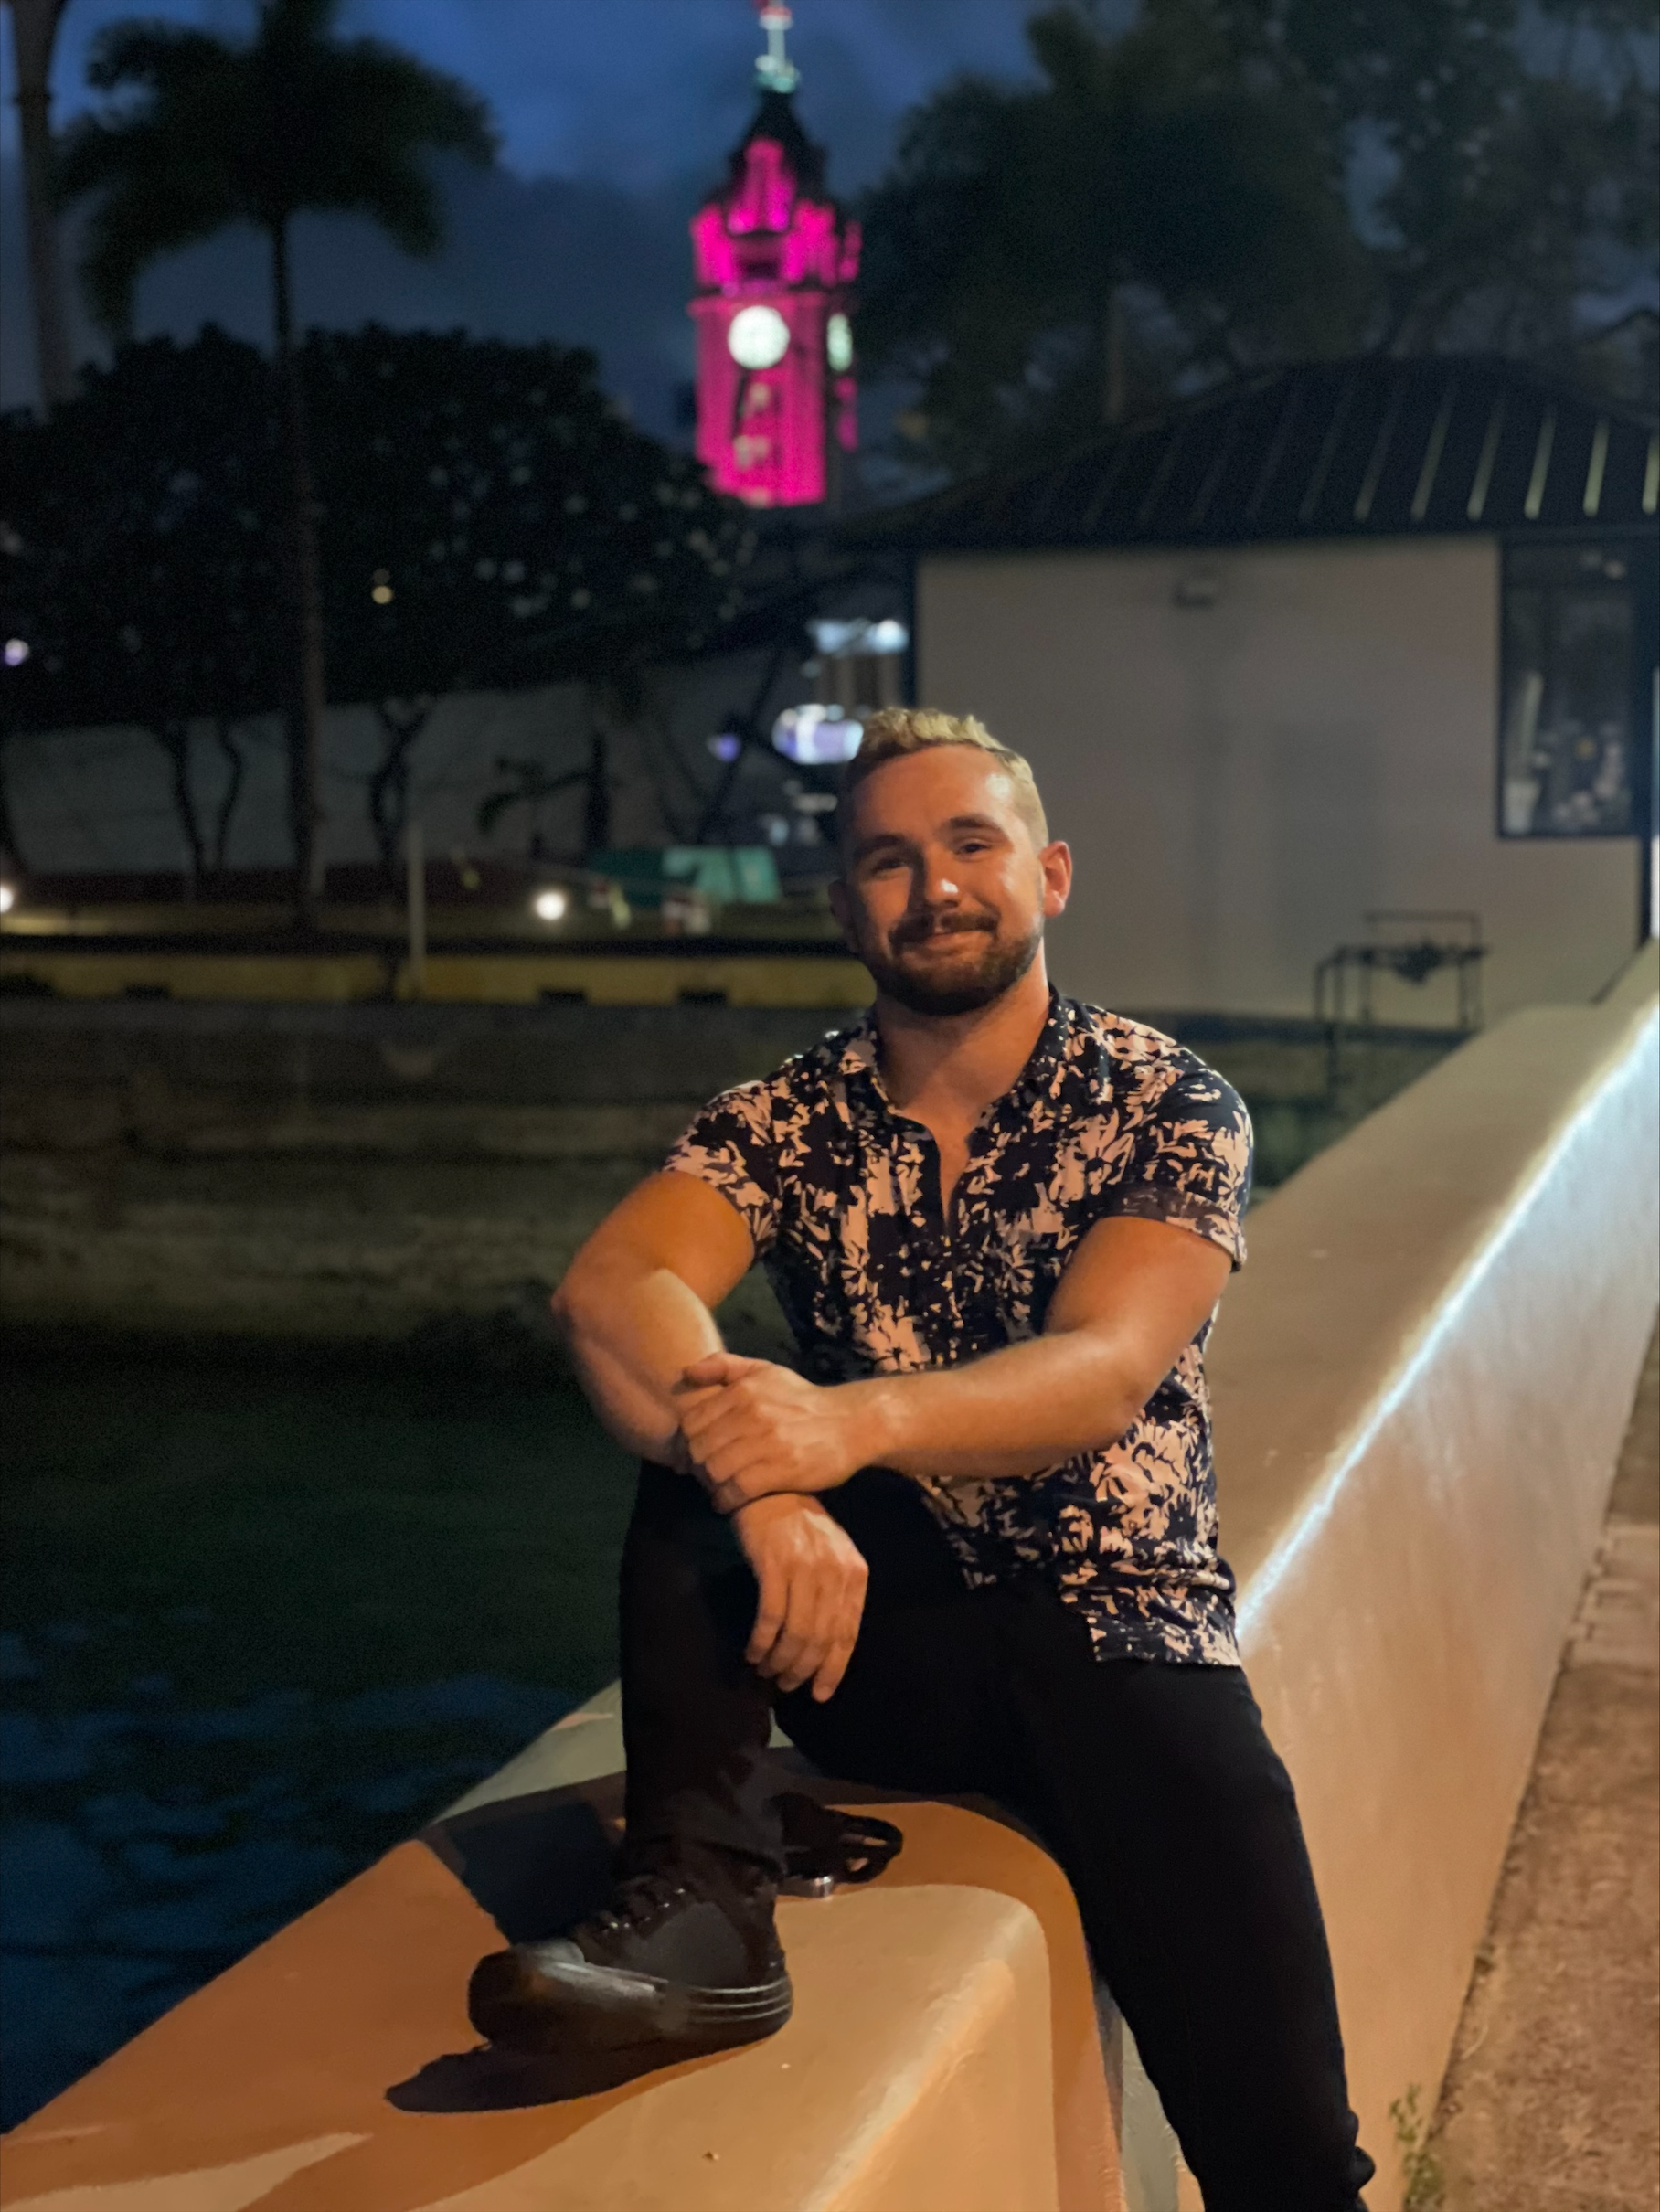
[553, 1168, 870, 1704]
[678, 1215, 1232, 1508]
[551, 1170, 755, 1463]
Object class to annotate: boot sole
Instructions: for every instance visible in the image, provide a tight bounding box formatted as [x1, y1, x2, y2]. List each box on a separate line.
[468, 1947, 794, 2056]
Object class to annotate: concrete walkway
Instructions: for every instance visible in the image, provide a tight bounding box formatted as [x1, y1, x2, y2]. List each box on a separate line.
[1429, 1326, 1659, 2211]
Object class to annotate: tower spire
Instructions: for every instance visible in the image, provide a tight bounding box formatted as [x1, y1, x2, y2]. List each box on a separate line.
[688, 0, 859, 507]
[754, 2, 799, 94]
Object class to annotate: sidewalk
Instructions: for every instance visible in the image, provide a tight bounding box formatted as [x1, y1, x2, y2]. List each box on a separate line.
[1429, 1327, 1659, 2210]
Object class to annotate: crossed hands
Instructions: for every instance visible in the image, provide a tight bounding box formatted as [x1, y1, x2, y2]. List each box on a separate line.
[676, 1353, 884, 1704]
[675, 1350, 881, 1514]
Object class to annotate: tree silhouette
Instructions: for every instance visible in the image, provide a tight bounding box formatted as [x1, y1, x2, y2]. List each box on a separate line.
[859, 0, 1658, 477]
[1181, 0, 1658, 364]
[0, 331, 284, 885]
[0, 327, 759, 877]
[56, 0, 495, 922]
[310, 324, 756, 872]
[858, 5, 1363, 477]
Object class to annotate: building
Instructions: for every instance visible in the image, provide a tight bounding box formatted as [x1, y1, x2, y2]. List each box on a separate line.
[688, 4, 860, 510]
[857, 356, 1659, 1023]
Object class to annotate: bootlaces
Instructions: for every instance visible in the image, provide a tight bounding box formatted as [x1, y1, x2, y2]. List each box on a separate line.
[778, 1793, 904, 1888]
[586, 1869, 693, 1939]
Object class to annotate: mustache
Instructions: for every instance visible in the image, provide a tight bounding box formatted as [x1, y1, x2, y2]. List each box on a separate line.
[890, 909, 997, 950]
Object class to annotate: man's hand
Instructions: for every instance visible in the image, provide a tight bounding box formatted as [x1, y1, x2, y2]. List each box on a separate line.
[677, 1352, 881, 1513]
[729, 1492, 868, 1701]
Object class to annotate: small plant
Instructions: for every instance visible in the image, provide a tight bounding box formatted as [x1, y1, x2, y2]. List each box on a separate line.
[1389, 2083, 1445, 2211]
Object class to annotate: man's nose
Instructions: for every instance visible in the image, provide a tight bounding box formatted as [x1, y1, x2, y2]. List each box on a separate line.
[915, 856, 962, 907]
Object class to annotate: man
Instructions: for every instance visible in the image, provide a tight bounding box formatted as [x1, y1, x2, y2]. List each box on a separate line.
[471, 709, 1375, 2208]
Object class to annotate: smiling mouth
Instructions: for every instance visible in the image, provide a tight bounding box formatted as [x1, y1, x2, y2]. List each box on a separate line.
[894, 920, 995, 952]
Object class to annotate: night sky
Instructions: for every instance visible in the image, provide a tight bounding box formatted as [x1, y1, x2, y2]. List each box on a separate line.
[0, 0, 1048, 425]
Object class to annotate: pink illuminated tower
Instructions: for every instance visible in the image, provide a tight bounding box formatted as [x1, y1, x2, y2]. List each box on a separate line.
[688, 3, 860, 508]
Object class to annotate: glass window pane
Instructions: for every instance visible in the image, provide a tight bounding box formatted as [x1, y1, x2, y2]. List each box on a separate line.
[1500, 544, 1633, 837]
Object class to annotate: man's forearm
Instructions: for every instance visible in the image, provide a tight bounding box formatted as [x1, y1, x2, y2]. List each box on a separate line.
[555, 1263, 723, 1464]
[678, 1215, 1231, 1512]
[857, 1330, 1150, 1484]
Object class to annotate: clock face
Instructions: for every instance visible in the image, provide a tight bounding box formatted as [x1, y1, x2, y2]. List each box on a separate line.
[826, 313, 854, 374]
[728, 304, 791, 370]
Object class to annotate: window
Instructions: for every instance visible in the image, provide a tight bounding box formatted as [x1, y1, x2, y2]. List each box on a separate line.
[1499, 544, 1638, 837]
[809, 617, 909, 717]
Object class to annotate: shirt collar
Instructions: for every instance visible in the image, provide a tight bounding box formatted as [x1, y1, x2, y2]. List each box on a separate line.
[835, 988, 1073, 1113]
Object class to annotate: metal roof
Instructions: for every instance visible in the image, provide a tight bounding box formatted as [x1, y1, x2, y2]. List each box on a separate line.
[850, 356, 1659, 555]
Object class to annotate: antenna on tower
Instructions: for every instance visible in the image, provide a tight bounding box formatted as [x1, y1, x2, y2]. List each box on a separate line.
[754, 1, 799, 93]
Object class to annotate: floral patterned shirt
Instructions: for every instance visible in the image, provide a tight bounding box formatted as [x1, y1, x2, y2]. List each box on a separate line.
[665, 991, 1252, 1664]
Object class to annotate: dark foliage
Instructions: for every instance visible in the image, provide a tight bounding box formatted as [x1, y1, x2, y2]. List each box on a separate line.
[0, 328, 756, 872]
[857, 0, 1658, 476]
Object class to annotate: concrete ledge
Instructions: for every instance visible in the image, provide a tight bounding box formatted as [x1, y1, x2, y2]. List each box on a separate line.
[0, 1777, 1117, 2212]
[1211, 941, 1659, 2210]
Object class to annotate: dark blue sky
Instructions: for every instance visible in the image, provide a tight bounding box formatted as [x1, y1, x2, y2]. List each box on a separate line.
[23, 0, 1036, 186]
[1, 1, 1048, 421]
[13, 0, 1039, 186]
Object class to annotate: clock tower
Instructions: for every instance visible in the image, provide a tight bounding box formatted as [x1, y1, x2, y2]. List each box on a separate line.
[688, 3, 860, 509]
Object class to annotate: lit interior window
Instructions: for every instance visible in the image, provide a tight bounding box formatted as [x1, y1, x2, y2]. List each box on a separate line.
[772, 703, 864, 766]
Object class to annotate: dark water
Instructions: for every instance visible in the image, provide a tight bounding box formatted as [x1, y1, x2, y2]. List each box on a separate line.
[0, 1343, 634, 2129]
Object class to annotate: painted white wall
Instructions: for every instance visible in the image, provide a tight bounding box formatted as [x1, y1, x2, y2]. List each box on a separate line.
[917, 537, 1640, 1021]
[3, 648, 815, 879]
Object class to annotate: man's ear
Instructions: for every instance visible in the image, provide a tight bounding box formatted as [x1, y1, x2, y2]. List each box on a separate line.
[1040, 840, 1072, 920]
[827, 876, 854, 939]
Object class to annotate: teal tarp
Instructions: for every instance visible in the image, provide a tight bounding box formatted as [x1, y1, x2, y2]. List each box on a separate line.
[588, 847, 782, 906]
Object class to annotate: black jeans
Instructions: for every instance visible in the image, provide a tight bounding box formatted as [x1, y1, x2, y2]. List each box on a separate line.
[621, 1461, 1375, 2212]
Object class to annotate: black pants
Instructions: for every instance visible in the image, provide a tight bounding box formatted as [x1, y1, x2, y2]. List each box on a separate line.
[621, 1461, 1374, 2212]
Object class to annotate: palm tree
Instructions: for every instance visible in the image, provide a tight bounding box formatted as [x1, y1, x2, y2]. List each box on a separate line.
[58, 0, 495, 924]
[5, 0, 75, 409]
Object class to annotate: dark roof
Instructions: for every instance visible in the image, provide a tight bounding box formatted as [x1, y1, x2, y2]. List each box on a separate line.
[721, 87, 828, 203]
[851, 356, 1659, 555]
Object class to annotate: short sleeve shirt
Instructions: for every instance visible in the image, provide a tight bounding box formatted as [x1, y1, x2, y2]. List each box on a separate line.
[664, 991, 1252, 1664]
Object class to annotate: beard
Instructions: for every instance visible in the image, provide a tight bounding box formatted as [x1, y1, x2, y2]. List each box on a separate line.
[859, 909, 1044, 1016]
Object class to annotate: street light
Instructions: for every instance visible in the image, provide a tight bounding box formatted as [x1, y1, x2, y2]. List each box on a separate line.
[533, 888, 569, 923]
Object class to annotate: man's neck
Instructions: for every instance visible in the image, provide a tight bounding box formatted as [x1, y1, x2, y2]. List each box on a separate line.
[873, 959, 1054, 1124]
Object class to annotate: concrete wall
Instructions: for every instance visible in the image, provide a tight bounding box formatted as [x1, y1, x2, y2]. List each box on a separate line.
[1208, 942, 1659, 2208]
[3, 647, 826, 878]
[0, 999, 1458, 1346]
[918, 537, 1640, 1023]
[0, 1001, 855, 1353]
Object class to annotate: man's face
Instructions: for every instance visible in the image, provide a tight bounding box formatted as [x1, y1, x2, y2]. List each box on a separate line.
[829, 746, 1071, 1016]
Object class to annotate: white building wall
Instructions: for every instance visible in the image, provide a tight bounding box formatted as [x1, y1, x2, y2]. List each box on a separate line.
[917, 537, 1639, 1022]
[3, 650, 806, 879]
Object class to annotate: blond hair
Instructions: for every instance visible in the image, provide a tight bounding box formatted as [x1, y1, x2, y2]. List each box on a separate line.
[839, 707, 1048, 849]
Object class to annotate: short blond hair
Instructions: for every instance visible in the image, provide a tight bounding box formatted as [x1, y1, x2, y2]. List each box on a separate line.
[840, 707, 1048, 849]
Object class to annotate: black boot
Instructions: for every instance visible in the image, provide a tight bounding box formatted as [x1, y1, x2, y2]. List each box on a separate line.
[468, 1851, 791, 2057]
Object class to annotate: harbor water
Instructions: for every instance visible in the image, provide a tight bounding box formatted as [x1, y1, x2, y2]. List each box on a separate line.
[0, 1341, 633, 2127]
